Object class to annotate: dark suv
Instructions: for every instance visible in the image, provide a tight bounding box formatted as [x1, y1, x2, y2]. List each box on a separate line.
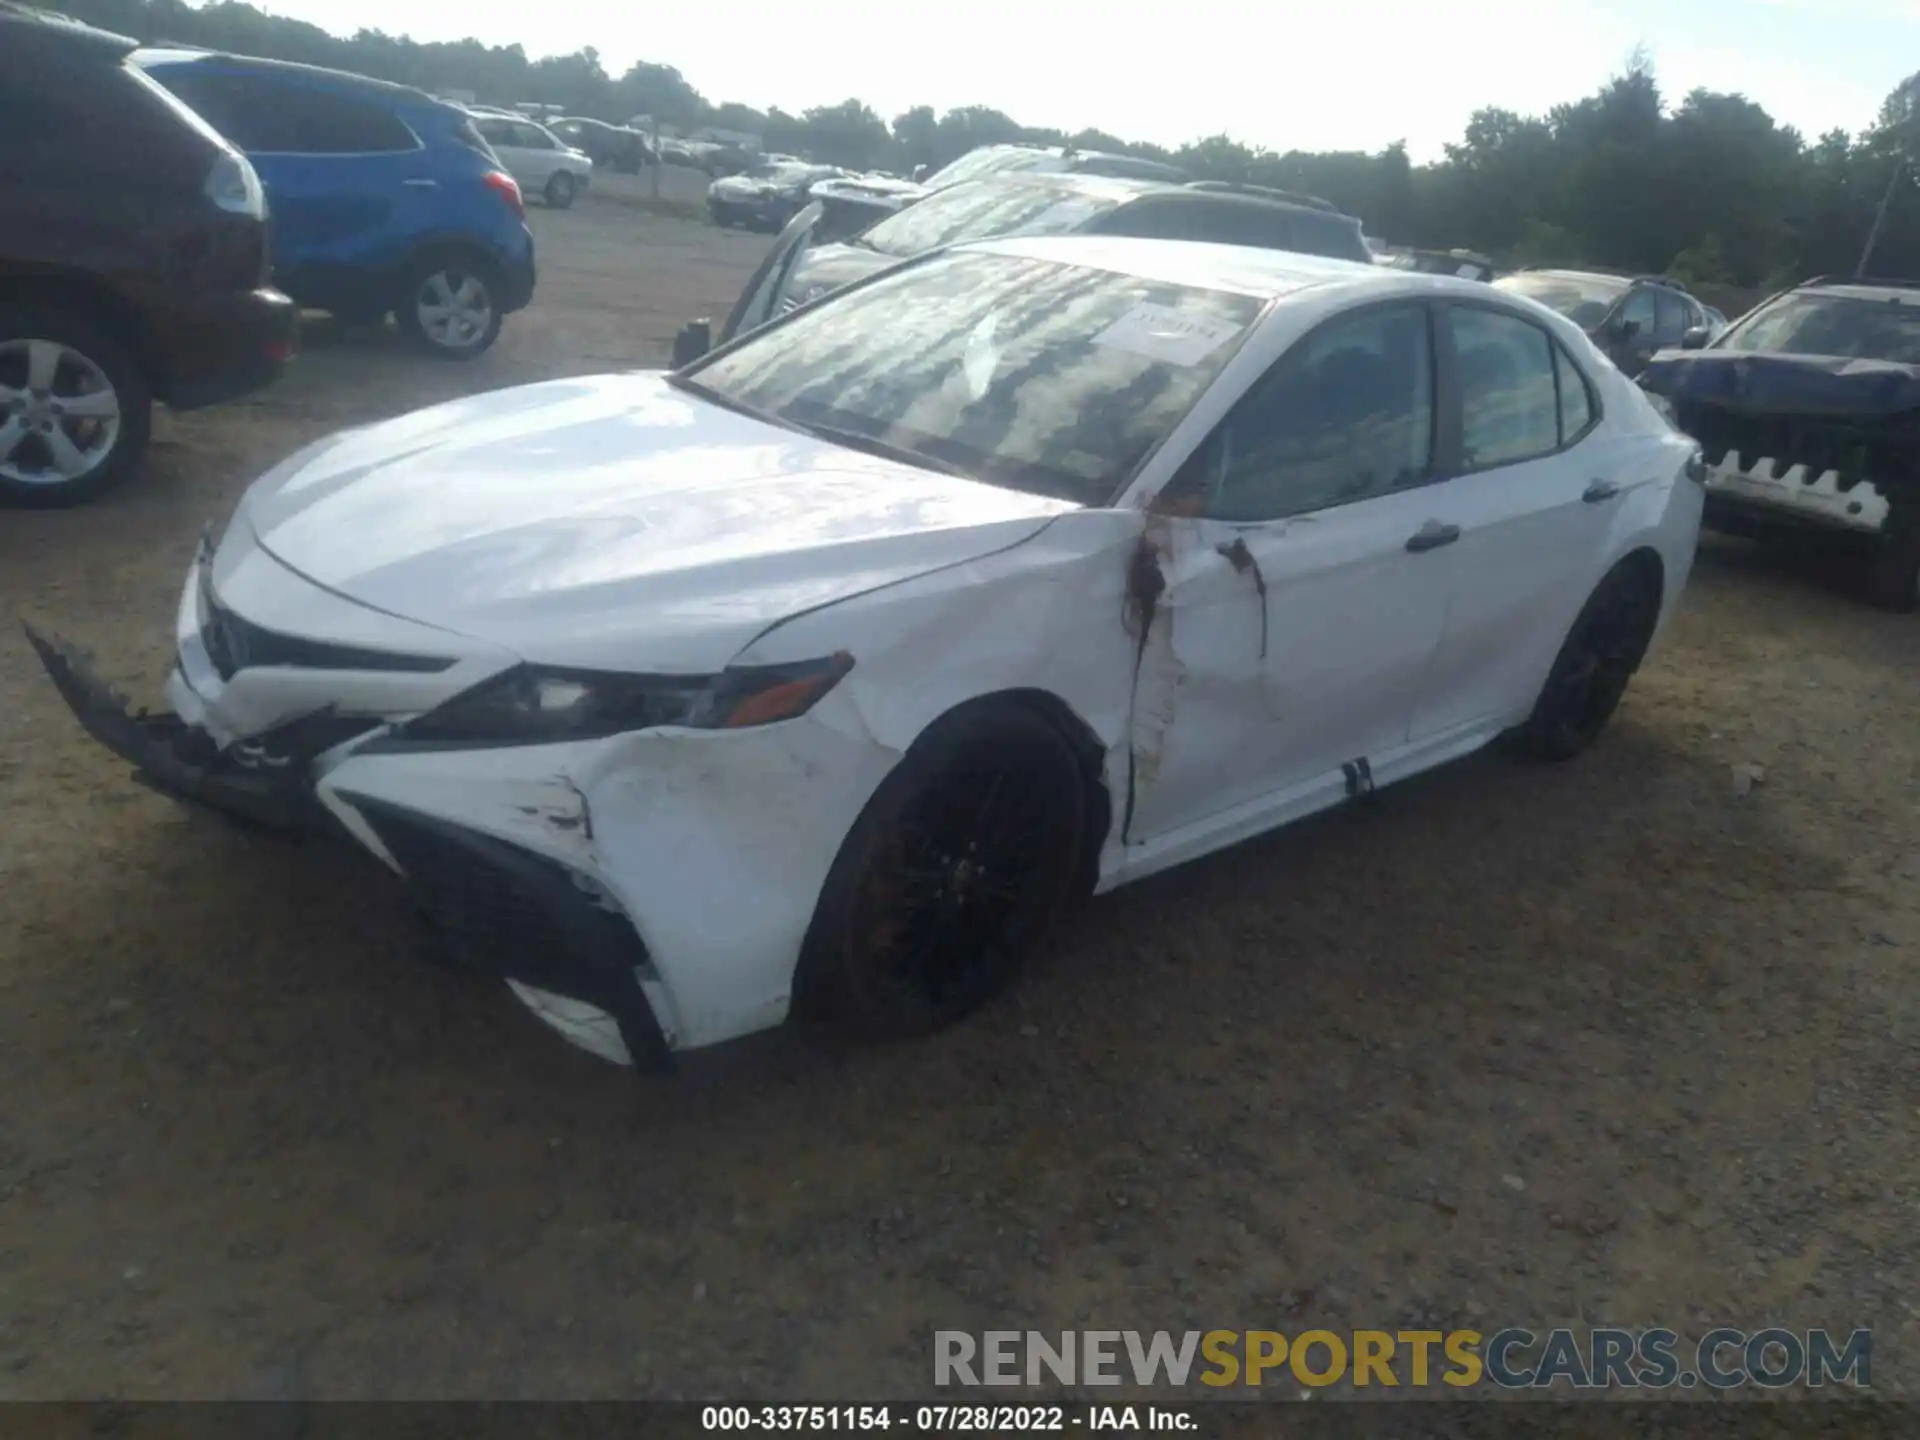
[0, 4, 297, 507]
[1493, 269, 1711, 373]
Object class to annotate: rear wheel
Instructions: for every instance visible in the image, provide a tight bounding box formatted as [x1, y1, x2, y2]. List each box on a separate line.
[544, 172, 576, 209]
[0, 305, 151, 509]
[394, 255, 504, 361]
[1510, 562, 1661, 760]
[799, 705, 1086, 1040]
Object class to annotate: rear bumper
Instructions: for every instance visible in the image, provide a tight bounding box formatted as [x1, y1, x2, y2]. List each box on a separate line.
[159, 287, 299, 412]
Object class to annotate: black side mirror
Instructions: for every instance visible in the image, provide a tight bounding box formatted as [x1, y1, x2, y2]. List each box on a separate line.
[672, 319, 712, 368]
[1680, 325, 1710, 350]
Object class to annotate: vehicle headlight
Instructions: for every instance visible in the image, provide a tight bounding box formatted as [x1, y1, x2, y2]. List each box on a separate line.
[397, 652, 854, 746]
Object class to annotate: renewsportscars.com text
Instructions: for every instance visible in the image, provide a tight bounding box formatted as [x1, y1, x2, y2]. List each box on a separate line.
[934, 1327, 1871, 1390]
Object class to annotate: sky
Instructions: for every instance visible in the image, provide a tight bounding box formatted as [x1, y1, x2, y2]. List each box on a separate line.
[253, 0, 1920, 161]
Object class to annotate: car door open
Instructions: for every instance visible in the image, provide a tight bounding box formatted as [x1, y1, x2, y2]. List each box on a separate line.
[1125, 301, 1457, 846]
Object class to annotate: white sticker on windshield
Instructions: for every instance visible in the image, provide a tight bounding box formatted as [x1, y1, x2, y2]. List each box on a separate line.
[1093, 303, 1244, 367]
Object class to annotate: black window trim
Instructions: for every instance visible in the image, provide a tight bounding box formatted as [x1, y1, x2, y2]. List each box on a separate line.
[1435, 298, 1604, 479]
[1170, 296, 1447, 527]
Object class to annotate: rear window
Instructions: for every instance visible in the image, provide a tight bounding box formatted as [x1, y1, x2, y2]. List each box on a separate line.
[861, 180, 1120, 258]
[1495, 272, 1629, 329]
[150, 66, 417, 154]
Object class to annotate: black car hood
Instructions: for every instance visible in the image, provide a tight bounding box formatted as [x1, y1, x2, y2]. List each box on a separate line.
[1639, 349, 1920, 419]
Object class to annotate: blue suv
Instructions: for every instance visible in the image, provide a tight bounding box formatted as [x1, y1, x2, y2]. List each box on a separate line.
[134, 51, 536, 359]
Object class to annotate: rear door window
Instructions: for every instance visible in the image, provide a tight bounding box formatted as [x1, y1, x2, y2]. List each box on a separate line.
[1451, 305, 1562, 469]
[1653, 290, 1691, 345]
[153, 68, 415, 154]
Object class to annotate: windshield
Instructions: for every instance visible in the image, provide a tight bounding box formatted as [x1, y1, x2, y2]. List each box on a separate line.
[680, 251, 1264, 505]
[862, 181, 1120, 258]
[1495, 273, 1629, 329]
[1718, 293, 1920, 363]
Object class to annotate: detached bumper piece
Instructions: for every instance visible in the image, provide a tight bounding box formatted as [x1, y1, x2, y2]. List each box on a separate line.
[23, 626, 351, 833]
[350, 798, 676, 1073]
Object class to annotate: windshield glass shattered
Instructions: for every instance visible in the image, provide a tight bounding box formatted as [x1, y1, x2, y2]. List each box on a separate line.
[681, 251, 1263, 506]
[1719, 293, 1920, 363]
[1495, 272, 1630, 329]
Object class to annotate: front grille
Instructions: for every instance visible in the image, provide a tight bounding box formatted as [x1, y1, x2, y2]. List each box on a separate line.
[200, 587, 456, 681]
[353, 798, 673, 1069]
[1677, 402, 1918, 494]
[355, 801, 638, 985]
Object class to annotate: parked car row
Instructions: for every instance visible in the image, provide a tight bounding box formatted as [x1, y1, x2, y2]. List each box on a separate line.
[0, 3, 541, 507]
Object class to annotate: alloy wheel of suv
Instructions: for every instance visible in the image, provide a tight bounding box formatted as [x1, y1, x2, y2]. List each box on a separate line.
[0, 308, 152, 509]
[396, 258, 504, 361]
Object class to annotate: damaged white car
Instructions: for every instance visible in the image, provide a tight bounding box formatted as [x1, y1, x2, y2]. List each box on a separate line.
[30, 231, 1706, 1071]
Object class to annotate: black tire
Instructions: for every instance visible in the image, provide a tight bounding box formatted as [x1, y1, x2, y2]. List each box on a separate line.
[1510, 561, 1661, 761]
[392, 253, 505, 361]
[798, 704, 1086, 1041]
[0, 304, 152, 509]
[544, 171, 576, 210]
[1865, 523, 1920, 612]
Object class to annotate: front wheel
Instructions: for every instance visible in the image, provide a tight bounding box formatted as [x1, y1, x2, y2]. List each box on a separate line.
[1509, 562, 1661, 761]
[1865, 524, 1920, 612]
[0, 305, 152, 509]
[798, 706, 1086, 1041]
[394, 255, 504, 361]
[544, 171, 576, 209]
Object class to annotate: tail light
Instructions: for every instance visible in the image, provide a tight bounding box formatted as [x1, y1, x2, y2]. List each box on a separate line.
[482, 169, 525, 218]
[204, 152, 267, 220]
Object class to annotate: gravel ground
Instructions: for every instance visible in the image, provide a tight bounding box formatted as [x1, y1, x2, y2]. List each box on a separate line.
[0, 195, 1915, 1403]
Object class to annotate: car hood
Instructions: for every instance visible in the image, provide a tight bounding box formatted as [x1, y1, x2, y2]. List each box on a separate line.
[241, 373, 1077, 672]
[785, 242, 900, 306]
[810, 175, 923, 207]
[1638, 349, 1920, 418]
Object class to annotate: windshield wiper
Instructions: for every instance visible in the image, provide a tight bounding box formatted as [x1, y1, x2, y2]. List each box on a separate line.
[666, 373, 804, 433]
[793, 420, 975, 479]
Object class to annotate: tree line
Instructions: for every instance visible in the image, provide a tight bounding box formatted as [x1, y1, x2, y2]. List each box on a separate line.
[44, 0, 1920, 289]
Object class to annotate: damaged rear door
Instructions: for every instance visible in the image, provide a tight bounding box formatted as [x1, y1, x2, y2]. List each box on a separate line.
[1125, 300, 1456, 844]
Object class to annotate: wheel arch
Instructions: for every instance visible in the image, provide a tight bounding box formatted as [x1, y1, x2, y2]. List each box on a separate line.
[391, 236, 508, 304]
[1611, 543, 1665, 613]
[889, 686, 1115, 900]
[0, 270, 167, 399]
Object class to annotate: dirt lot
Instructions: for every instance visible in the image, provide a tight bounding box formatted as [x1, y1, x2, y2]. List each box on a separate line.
[1, 192, 1915, 1403]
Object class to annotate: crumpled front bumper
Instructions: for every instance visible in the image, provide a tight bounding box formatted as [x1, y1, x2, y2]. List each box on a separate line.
[25, 626, 321, 832]
[24, 623, 679, 1073]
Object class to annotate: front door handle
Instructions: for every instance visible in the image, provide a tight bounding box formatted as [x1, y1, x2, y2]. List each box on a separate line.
[1583, 479, 1621, 503]
[403, 178, 439, 188]
[1405, 520, 1461, 553]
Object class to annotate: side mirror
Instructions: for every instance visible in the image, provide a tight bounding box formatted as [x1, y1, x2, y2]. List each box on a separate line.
[911, 164, 929, 182]
[1680, 325, 1710, 350]
[672, 319, 712, 368]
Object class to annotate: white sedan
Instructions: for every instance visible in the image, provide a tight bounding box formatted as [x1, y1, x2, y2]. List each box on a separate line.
[31, 235, 1705, 1072]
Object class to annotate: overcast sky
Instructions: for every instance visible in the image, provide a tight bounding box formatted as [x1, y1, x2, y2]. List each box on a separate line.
[254, 0, 1919, 160]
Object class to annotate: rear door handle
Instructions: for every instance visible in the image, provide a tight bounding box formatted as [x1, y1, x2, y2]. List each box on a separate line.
[1583, 479, 1621, 503]
[1405, 520, 1461, 553]
[403, 178, 438, 188]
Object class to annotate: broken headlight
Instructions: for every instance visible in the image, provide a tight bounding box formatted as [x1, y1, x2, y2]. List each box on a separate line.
[398, 653, 853, 746]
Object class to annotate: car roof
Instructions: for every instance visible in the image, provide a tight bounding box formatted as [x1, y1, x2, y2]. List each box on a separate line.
[0, 1, 136, 60]
[960, 234, 1416, 299]
[1798, 279, 1920, 305]
[950, 170, 1360, 223]
[132, 46, 438, 105]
